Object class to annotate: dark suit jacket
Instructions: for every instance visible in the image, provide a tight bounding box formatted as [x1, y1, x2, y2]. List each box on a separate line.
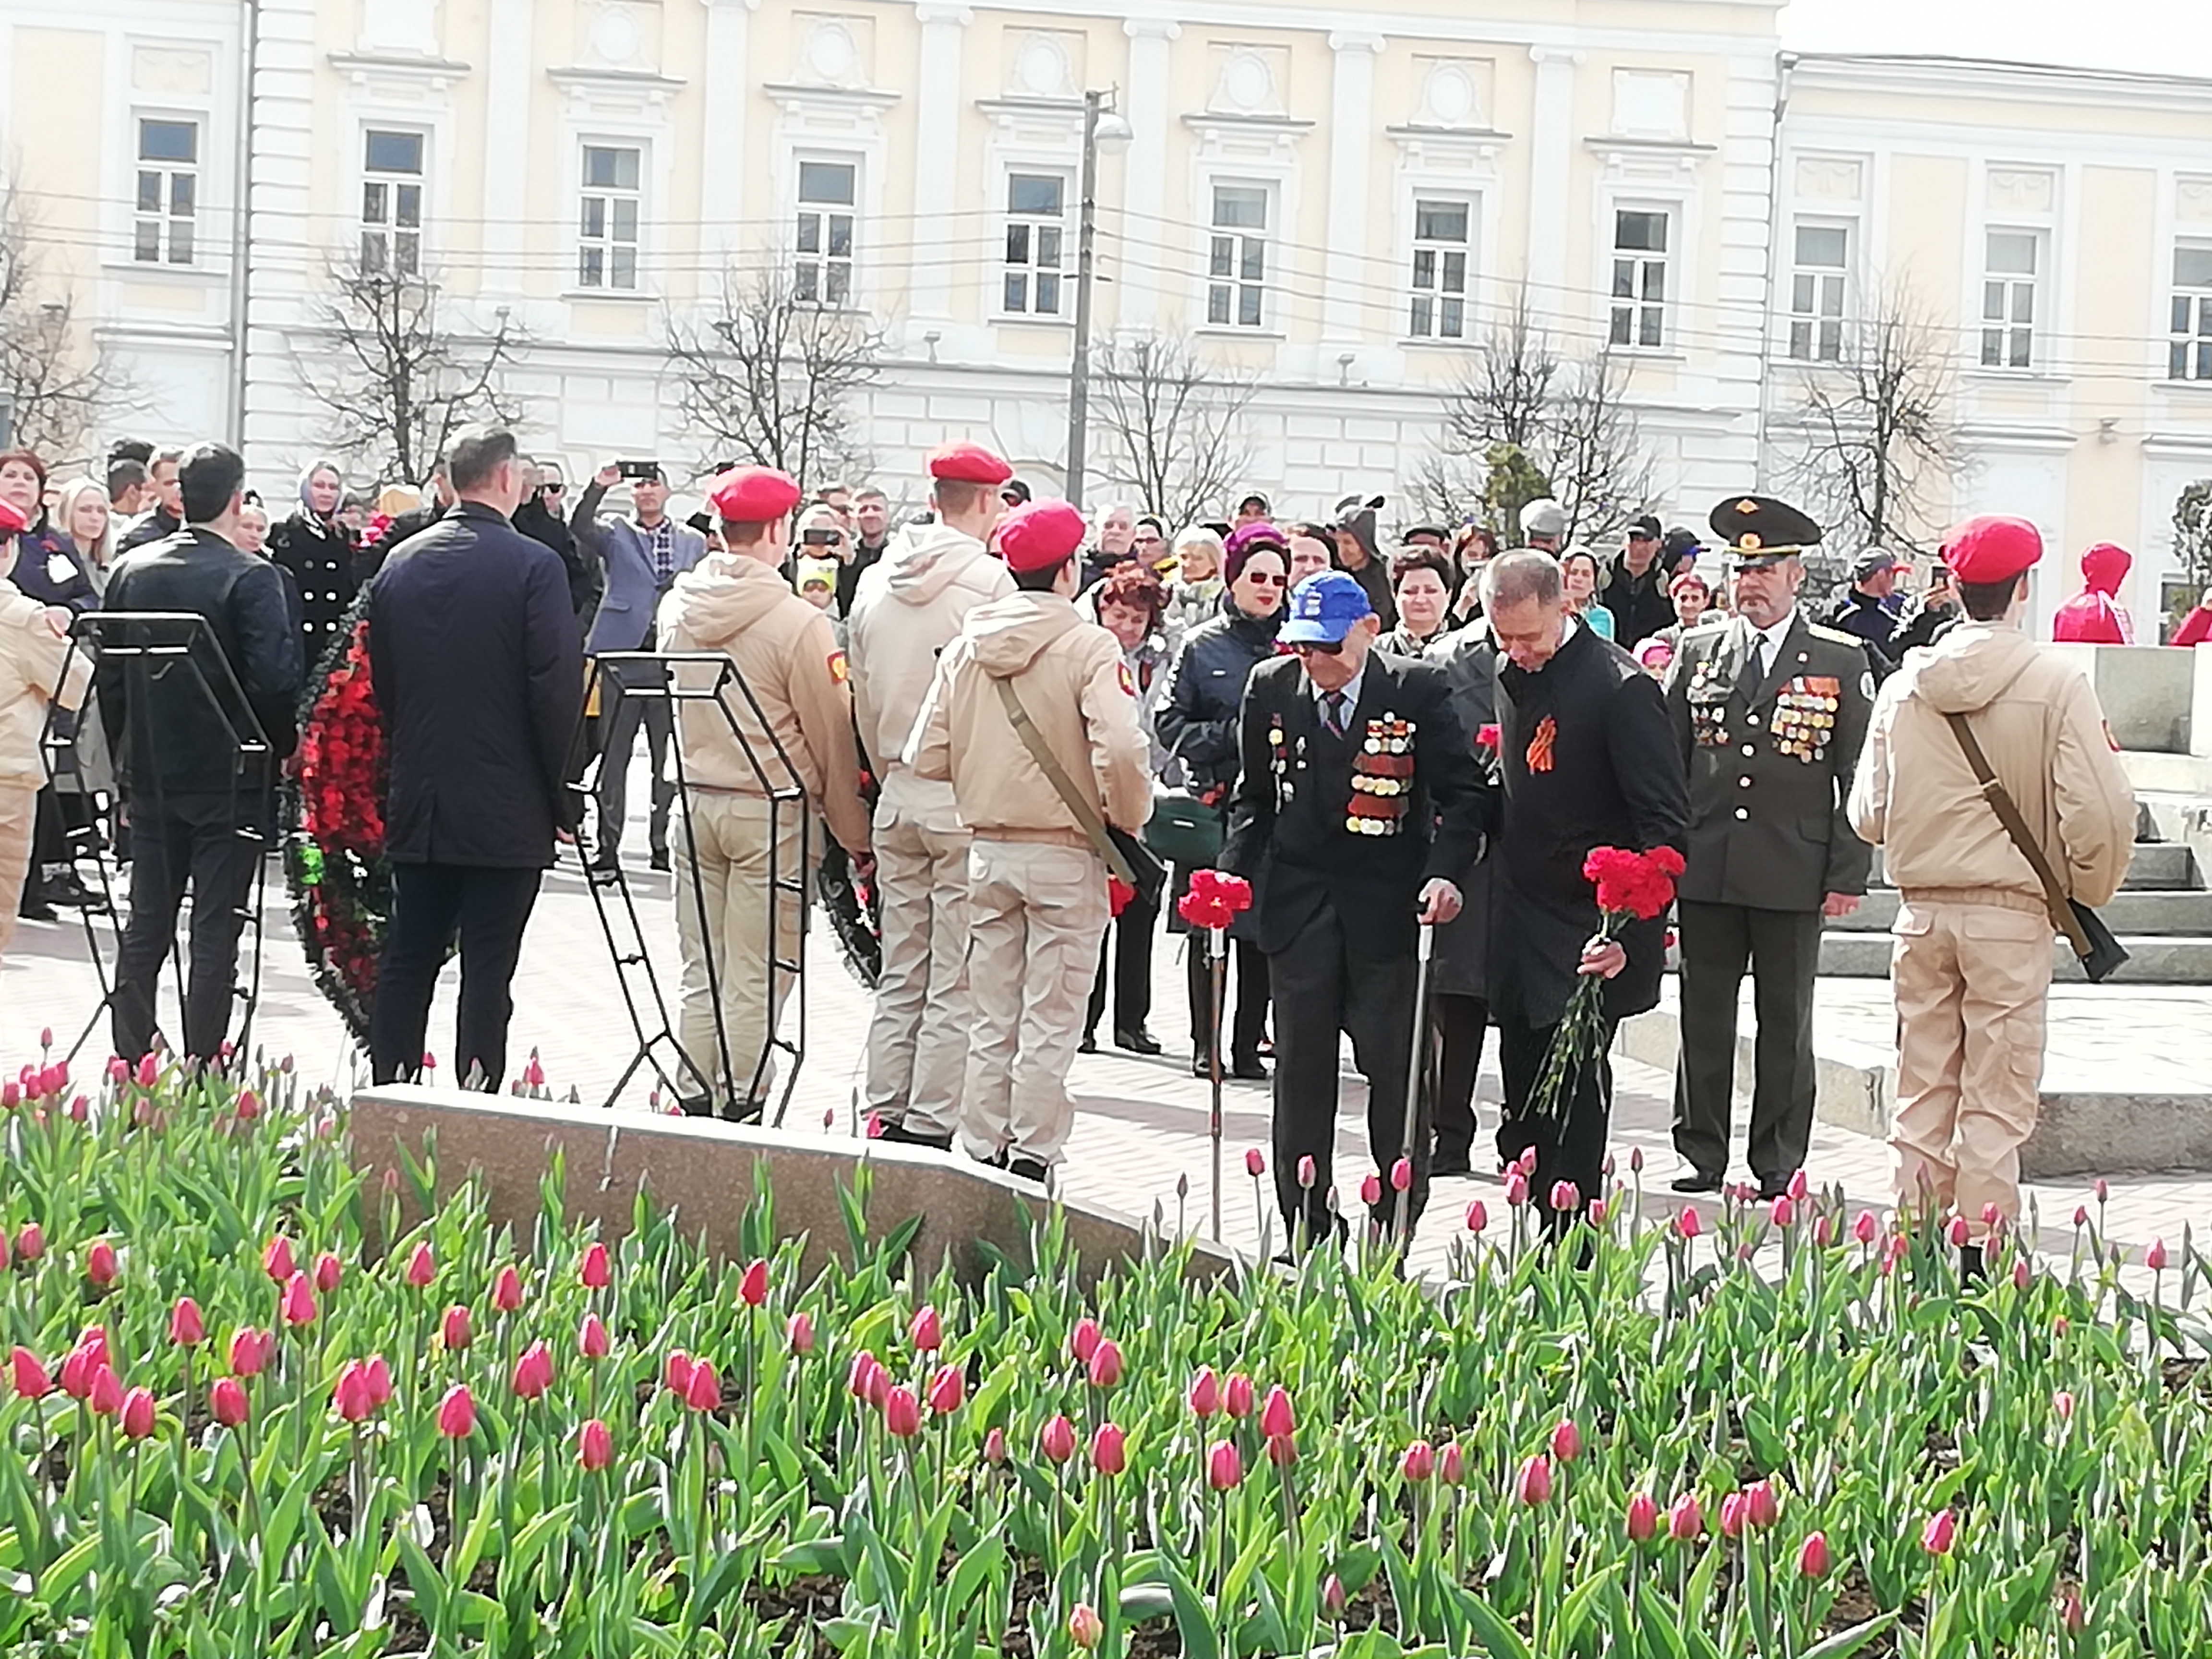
[1664, 613, 1874, 911]
[1491, 621, 1690, 1027]
[1221, 650, 1488, 962]
[1420, 628, 1500, 1000]
[368, 501, 584, 867]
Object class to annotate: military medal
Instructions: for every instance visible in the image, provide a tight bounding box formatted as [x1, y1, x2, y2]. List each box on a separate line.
[1346, 714, 1415, 834]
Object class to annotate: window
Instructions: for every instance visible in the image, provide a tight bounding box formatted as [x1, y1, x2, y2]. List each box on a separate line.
[1002, 173, 1067, 316]
[1407, 200, 1470, 340]
[1207, 186, 1269, 328]
[361, 130, 424, 276]
[1980, 231, 2040, 370]
[1609, 209, 1670, 348]
[794, 160, 856, 305]
[2169, 246, 2212, 382]
[1789, 224, 1849, 362]
[578, 145, 641, 290]
[133, 119, 198, 265]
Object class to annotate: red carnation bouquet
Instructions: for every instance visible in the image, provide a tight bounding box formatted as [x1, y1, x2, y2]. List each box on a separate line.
[1527, 844, 1685, 1130]
[1177, 867, 1254, 932]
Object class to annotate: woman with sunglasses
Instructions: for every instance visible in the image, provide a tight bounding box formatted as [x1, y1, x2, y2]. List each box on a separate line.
[1155, 523, 1288, 1078]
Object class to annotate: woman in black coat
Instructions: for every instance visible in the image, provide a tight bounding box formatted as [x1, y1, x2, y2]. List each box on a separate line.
[269, 460, 361, 671]
[1154, 528, 1286, 1077]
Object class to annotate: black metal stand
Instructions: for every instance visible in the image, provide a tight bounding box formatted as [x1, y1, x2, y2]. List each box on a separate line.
[43, 613, 273, 1074]
[572, 651, 813, 1123]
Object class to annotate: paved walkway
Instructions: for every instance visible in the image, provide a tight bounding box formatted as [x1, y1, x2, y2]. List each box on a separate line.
[3, 845, 2200, 1276]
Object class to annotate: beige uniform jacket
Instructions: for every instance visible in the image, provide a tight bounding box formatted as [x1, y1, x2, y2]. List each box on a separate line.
[656, 553, 873, 856]
[906, 590, 1152, 845]
[0, 578, 91, 789]
[1847, 621, 2134, 908]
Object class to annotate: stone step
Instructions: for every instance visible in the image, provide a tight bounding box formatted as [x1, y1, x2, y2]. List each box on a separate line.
[1818, 931, 2212, 984]
[1869, 842, 2198, 891]
[1832, 889, 2212, 934]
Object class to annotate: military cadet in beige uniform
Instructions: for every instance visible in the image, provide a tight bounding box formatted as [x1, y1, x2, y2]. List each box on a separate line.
[1847, 515, 2134, 1269]
[659, 466, 874, 1115]
[0, 496, 92, 961]
[907, 500, 1153, 1181]
[847, 441, 1014, 1152]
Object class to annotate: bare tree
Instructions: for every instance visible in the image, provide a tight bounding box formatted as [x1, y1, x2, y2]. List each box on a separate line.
[302, 249, 527, 486]
[1413, 289, 1654, 545]
[1776, 281, 1961, 555]
[0, 187, 129, 461]
[1089, 332, 1258, 530]
[664, 266, 880, 490]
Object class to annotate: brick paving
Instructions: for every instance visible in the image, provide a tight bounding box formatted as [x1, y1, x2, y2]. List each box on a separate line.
[3, 841, 2200, 1278]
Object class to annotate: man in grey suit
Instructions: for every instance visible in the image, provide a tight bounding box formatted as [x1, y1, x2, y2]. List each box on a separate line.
[573, 460, 706, 870]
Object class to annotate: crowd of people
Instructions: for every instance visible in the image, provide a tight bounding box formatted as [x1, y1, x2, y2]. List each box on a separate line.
[0, 422, 2164, 1266]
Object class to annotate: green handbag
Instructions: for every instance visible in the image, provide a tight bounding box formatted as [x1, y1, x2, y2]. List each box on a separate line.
[1142, 787, 1226, 867]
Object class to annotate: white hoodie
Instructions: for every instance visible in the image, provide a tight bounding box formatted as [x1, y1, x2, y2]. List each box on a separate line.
[847, 520, 1013, 831]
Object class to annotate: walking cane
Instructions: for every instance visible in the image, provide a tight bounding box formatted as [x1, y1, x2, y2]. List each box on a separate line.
[1209, 923, 1227, 1242]
[1392, 921, 1437, 1247]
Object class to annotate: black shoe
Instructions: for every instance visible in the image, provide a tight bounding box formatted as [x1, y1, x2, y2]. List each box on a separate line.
[16, 891, 56, 922]
[1431, 1149, 1476, 1179]
[1755, 1178, 1791, 1202]
[45, 871, 102, 910]
[877, 1119, 954, 1152]
[1190, 1049, 1214, 1078]
[1112, 1026, 1163, 1057]
[1078, 1032, 1099, 1055]
[675, 1094, 714, 1118]
[1230, 1053, 1268, 1082]
[1007, 1156, 1050, 1185]
[649, 848, 670, 872]
[1670, 1170, 1723, 1195]
[587, 852, 620, 874]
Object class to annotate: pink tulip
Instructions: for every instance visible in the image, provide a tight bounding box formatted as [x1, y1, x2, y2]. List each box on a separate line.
[1091, 1422, 1127, 1476]
[262, 1236, 296, 1284]
[11, 1347, 52, 1398]
[666, 1350, 695, 1399]
[1245, 1147, 1266, 1178]
[1225, 1373, 1254, 1419]
[2147, 1238, 2170, 1272]
[15, 1223, 42, 1262]
[1087, 1339, 1123, 1389]
[334, 1362, 376, 1423]
[1853, 1209, 1879, 1245]
[77, 1324, 110, 1367]
[1068, 1603, 1104, 1650]
[1465, 1200, 1488, 1233]
[87, 1363, 123, 1417]
[579, 1243, 611, 1289]
[1401, 1440, 1434, 1483]
[1503, 1169, 1529, 1207]
[1267, 1433, 1298, 1468]
[170, 1298, 204, 1348]
[235, 1089, 261, 1122]
[1626, 1492, 1659, 1542]
[1921, 1508, 1957, 1556]
[1297, 1154, 1317, 1190]
[441, 1304, 472, 1352]
[1437, 1440, 1464, 1485]
[1322, 1574, 1347, 1618]
[1359, 1173, 1383, 1208]
[1550, 1180, 1581, 1213]
[491, 1265, 524, 1313]
[685, 1358, 721, 1412]
[738, 1258, 769, 1308]
[1039, 1413, 1077, 1465]
[1070, 1317, 1102, 1365]
[1798, 1531, 1831, 1579]
[1786, 1169, 1809, 1202]
[512, 1340, 555, 1401]
[2054, 1389, 2076, 1420]
[1516, 1453, 1553, 1505]
[1814, 1213, 1835, 1247]
[2060, 1587, 2085, 1634]
[405, 1243, 435, 1288]
[845, 1350, 880, 1401]
[983, 1426, 1008, 1466]
[1390, 1158, 1413, 1193]
[579, 1418, 613, 1472]
[210, 1376, 249, 1428]
[909, 1304, 942, 1353]
[926, 1364, 964, 1418]
[1945, 1216, 1970, 1248]
[1746, 1479, 1779, 1529]
[882, 1384, 923, 1438]
[1208, 1440, 1243, 1491]
[437, 1384, 476, 1438]
[1551, 1419, 1583, 1463]
[314, 1252, 344, 1294]
[2073, 1204, 2090, 1229]
[1675, 1206, 1701, 1240]
[1719, 1492, 1747, 1538]
[786, 1312, 815, 1356]
[280, 1272, 317, 1327]
[1770, 1196, 1794, 1228]
[1259, 1384, 1294, 1440]
[2013, 1255, 2032, 1292]
[1669, 1493, 1704, 1540]
[365, 1355, 393, 1407]
[574, 1312, 610, 1362]
[135, 1054, 158, 1088]
[2094, 1177, 2109, 1202]
[1189, 1366, 1221, 1420]
[228, 1327, 269, 1378]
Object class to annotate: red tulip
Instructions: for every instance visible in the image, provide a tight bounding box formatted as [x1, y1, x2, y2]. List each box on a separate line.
[210, 1376, 250, 1428]
[512, 1340, 555, 1401]
[1068, 1602, 1104, 1651]
[1297, 1155, 1316, 1189]
[1787, 1169, 1809, 1202]
[1091, 1422, 1126, 1476]
[926, 1363, 964, 1418]
[314, 1252, 344, 1294]
[1945, 1215, 1970, 1248]
[983, 1425, 1008, 1466]
[1669, 1493, 1704, 1540]
[228, 1327, 269, 1378]
[1770, 1196, 1795, 1228]
[738, 1258, 769, 1308]
[882, 1384, 923, 1438]
[1798, 1530, 1831, 1579]
[2012, 1255, 2032, 1292]
[135, 1054, 158, 1088]
[1719, 1492, 1748, 1538]
[1551, 1419, 1583, 1463]
[1245, 1147, 1266, 1178]
[1225, 1372, 1254, 1419]
[1401, 1440, 1434, 1483]
[2060, 1587, 2085, 1634]
[1675, 1206, 1702, 1240]
[579, 1242, 611, 1289]
[280, 1272, 318, 1327]
[1070, 1318, 1102, 1365]
[910, 1304, 942, 1353]
[334, 1362, 376, 1423]
[1039, 1413, 1077, 1465]
[1921, 1508, 1956, 1555]
[405, 1243, 435, 1288]
[1516, 1453, 1553, 1506]
[59, 1345, 94, 1400]
[1626, 1492, 1659, 1542]
[491, 1265, 524, 1313]
[1590, 1198, 1610, 1226]
[2072, 1204, 2090, 1229]
[1438, 1440, 1464, 1485]
[437, 1384, 477, 1438]
[365, 1355, 393, 1407]
[235, 1089, 261, 1122]
[87, 1363, 123, 1417]
[15, 1223, 42, 1262]
[1503, 1169, 1529, 1207]
[685, 1358, 720, 1412]
[81, 1236, 119, 1287]
[1465, 1201, 1488, 1233]
[1207, 1440, 1243, 1491]
[11, 1347, 51, 1398]
[1322, 1574, 1347, 1619]
[1390, 1158, 1413, 1193]
[2147, 1238, 2170, 1272]
[76, 1324, 109, 1367]
[1853, 1209, 1879, 1244]
[666, 1350, 695, 1398]
[579, 1312, 611, 1361]
[579, 1418, 613, 1472]
[1746, 1479, 1779, 1529]
[1267, 1433, 1298, 1468]
[786, 1312, 815, 1355]
[262, 1236, 296, 1284]
[845, 1351, 882, 1403]
[1359, 1173, 1383, 1207]
[1259, 1383, 1294, 1440]
[169, 1298, 204, 1347]
[1087, 1339, 1123, 1389]
[1189, 1366, 1221, 1419]
[441, 1304, 473, 1352]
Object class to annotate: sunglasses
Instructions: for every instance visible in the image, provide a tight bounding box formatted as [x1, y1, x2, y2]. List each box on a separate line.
[541, 482, 565, 494]
[1243, 571, 1287, 588]
[1291, 640, 1344, 657]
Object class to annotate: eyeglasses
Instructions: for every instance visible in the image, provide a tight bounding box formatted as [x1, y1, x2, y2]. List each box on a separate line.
[1291, 640, 1344, 657]
[541, 482, 565, 494]
[1243, 571, 1287, 588]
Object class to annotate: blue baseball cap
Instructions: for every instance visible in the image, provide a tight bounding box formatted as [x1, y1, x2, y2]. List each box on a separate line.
[1279, 570, 1374, 645]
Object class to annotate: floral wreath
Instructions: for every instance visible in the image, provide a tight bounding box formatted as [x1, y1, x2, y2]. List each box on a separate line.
[282, 593, 389, 1045]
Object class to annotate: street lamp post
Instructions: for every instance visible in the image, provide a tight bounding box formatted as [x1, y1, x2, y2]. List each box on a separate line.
[1064, 89, 1131, 510]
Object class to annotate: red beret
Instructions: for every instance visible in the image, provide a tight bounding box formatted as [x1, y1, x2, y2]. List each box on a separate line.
[928, 442, 1012, 486]
[1943, 515, 2043, 587]
[998, 500, 1085, 574]
[708, 466, 801, 526]
[0, 497, 25, 537]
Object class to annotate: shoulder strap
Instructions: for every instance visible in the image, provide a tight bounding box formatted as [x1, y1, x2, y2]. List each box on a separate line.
[992, 673, 1135, 885]
[1941, 711, 2092, 957]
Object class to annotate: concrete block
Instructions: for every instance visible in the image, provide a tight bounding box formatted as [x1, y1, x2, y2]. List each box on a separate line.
[348, 1086, 1234, 1291]
[2193, 645, 2212, 759]
[2048, 644, 2194, 753]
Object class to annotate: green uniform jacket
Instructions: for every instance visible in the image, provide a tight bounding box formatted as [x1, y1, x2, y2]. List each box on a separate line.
[1663, 613, 1875, 912]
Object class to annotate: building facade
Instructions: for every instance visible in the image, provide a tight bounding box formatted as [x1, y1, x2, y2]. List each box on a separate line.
[5, 1, 2212, 628]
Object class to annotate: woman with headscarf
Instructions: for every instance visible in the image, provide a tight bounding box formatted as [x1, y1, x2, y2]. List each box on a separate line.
[269, 458, 360, 667]
[2051, 541, 2136, 645]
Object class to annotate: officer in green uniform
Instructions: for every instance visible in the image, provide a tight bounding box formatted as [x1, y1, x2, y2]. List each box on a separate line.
[1663, 496, 1875, 1198]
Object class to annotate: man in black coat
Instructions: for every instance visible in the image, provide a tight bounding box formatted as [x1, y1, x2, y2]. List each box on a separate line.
[1485, 551, 1690, 1224]
[100, 443, 303, 1062]
[1664, 497, 1874, 1197]
[366, 425, 584, 1089]
[1222, 572, 1487, 1246]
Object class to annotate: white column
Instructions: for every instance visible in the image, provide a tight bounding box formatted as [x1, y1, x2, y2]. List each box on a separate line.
[1323, 31, 1383, 347]
[480, 0, 536, 291]
[699, 0, 760, 260]
[1525, 45, 1582, 326]
[1117, 19, 1179, 328]
[908, 2, 972, 322]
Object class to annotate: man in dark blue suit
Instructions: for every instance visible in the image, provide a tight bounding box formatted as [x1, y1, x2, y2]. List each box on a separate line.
[366, 425, 584, 1088]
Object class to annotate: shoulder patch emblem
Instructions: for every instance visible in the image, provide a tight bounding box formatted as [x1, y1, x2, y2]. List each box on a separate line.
[1116, 660, 1137, 698]
[827, 649, 849, 684]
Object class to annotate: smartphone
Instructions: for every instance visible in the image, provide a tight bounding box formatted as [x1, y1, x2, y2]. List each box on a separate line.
[801, 527, 842, 547]
[1931, 563, 1951, 584]
[615, 460, 661, 481]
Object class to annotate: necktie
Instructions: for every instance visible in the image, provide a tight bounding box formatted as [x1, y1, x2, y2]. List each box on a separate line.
[1322, 691, 1347, 736]
[1749, 635, 1768, 689]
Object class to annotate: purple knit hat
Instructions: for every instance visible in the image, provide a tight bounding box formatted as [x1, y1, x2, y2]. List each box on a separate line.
[1223, 520, 1289, 586]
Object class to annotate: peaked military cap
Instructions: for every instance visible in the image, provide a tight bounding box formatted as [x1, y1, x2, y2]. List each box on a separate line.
[1707, 494, 1821, 568]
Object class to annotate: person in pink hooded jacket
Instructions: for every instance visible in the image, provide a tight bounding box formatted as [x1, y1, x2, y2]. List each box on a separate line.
[2051, 542, 2135, 644]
